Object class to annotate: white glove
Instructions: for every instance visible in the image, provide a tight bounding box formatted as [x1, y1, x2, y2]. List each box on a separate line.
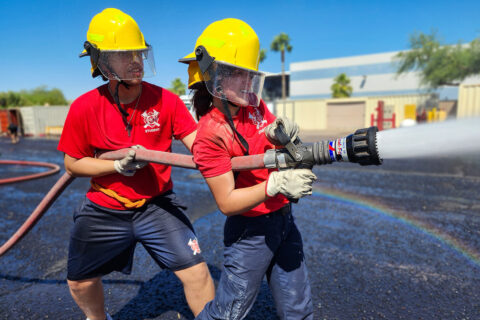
[264, 117, 300, 146]
[266, 169, 317, 200]
[113, 145, 148, 176]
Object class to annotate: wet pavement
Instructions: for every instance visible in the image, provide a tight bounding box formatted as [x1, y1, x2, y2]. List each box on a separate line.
[0, 135, 479, 319]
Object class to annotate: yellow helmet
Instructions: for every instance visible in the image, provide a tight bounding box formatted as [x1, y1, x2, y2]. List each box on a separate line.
[80, 8, 155, 80]
[186, 62, 203, 89]
[180, 18, 264, 106]
[180, 18, 260, 87]
[86, 8, 147, 51]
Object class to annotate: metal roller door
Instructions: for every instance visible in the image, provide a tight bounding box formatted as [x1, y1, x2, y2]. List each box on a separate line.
[327, 102, 365, 131]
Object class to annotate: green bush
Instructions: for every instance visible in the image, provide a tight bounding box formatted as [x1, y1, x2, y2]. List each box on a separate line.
[0, 86, 67, 108]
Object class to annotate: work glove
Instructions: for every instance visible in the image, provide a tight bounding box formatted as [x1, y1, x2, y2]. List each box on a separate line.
[113, 145, 148, 176]
[266, 169, 317, 200]
[264, 117, 299, 146]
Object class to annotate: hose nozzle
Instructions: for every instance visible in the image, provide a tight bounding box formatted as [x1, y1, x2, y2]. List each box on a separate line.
[310, 126, 382, 166]
[264, 126, 382, 168]
[346, 126, 382, 165]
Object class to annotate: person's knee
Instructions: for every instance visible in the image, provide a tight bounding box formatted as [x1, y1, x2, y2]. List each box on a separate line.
[175, 262, 212, 287]
[67, 278, 101, 294]
[195, 262, 211, 281]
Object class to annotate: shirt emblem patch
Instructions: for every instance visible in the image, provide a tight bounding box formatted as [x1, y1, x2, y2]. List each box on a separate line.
[248, 108, 267, 130]
[142, 110, 160, 133]
[188, 238, 201, 255]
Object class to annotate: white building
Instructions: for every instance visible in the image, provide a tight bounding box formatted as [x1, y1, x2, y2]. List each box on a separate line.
[265, 51, 480, 131]
[289, 51, 460, 101]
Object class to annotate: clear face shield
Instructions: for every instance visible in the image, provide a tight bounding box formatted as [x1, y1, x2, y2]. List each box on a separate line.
[203, 61, 265, 107]
[96, 45, 156, 81]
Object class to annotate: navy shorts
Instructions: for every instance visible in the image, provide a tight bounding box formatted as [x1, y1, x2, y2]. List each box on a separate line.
[67, 191, 205, 281]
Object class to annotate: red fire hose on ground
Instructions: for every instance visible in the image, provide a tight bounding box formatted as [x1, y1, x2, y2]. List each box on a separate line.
[0, 172, 74, 257]
[0, 160, 60, 185]
[0, 160, 66, 257]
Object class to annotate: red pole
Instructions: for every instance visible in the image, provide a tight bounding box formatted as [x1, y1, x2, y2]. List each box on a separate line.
[376, 101, 384, 131]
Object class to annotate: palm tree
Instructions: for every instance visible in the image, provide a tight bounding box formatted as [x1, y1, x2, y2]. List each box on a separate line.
[259, 49, 267, 63]
[270, 33, 292, 101]
[169, 78, 186, 96]
[331, 73, 353, 98]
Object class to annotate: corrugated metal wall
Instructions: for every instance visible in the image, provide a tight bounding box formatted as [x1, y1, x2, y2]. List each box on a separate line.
[272, 93, 432, 131]
[458, 84, 480, 118]
[365, 94, 432, 127]
[273, 99, 327, 131]
[18, 106, 69, 136]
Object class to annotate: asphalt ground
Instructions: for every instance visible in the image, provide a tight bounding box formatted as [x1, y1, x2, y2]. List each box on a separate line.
[0, 133, 479, 320]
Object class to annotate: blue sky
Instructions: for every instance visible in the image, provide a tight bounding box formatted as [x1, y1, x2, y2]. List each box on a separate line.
[1, 0, 479, 102]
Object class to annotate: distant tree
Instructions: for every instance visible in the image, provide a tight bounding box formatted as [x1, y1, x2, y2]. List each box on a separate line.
[259, 49, 267, 63]
[26, 86, 67, 105]
[271, 33, 292, 100]
[0, 93, 6, 107]
[0, 86, 67, 108]
[169, 78, 186, 96]
[7, 92, 24, 107]
[395, 31, 480, 88]
[331, 73, 353, 98]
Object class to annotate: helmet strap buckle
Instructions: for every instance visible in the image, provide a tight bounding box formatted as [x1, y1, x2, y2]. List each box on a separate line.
[80, 41, 100, 63]
[195, 46, 215, 76]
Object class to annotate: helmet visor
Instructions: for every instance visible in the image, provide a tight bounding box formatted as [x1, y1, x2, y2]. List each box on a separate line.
[203, 61, 265, 107]
[97, 45, 156, 80]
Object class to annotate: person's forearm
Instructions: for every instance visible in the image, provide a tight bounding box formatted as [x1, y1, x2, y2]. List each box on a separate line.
[212, 182, 268, 216]
[65, 157, 116, 178]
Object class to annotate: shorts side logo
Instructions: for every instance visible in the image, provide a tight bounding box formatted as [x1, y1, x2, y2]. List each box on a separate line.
[188, 238, 201, 255]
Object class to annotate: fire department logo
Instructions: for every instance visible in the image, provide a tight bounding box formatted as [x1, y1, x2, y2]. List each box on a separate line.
[188, 238, 201, 255]
[142, 110, 160, 131]
[248, 108, 267, 130]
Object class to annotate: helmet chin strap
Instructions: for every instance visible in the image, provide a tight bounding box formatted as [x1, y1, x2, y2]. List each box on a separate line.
[226, 100, 242, 109]
[220, 94, 249, 155]
[113, 79, 130, 117]
[112, 78, 136, 136]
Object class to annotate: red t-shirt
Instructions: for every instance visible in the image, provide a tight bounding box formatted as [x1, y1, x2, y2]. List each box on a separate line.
[58, 82, 196, 210]
[192, 100, 289, 217]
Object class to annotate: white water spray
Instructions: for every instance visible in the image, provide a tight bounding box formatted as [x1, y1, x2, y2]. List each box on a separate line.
[376, 117, 480, 159]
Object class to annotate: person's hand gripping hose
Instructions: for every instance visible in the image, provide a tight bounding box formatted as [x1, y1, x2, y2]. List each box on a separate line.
[265, 117, 300, 146]
[113, 145, 148, 176]
[266, 169, 317, 200]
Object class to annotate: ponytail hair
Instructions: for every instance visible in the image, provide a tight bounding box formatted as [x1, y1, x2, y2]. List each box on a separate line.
[191, 82, 212, 121]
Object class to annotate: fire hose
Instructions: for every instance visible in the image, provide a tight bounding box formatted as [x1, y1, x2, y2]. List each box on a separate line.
[0, 160, 60, 185]
[0, 126, 381, 257]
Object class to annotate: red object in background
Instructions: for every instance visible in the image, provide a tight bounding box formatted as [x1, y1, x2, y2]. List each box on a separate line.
[0, 109, 21, 134]
[417, 109, 427, 122]
[376, 101, 385, 130]
[370, 100, 396, 130]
